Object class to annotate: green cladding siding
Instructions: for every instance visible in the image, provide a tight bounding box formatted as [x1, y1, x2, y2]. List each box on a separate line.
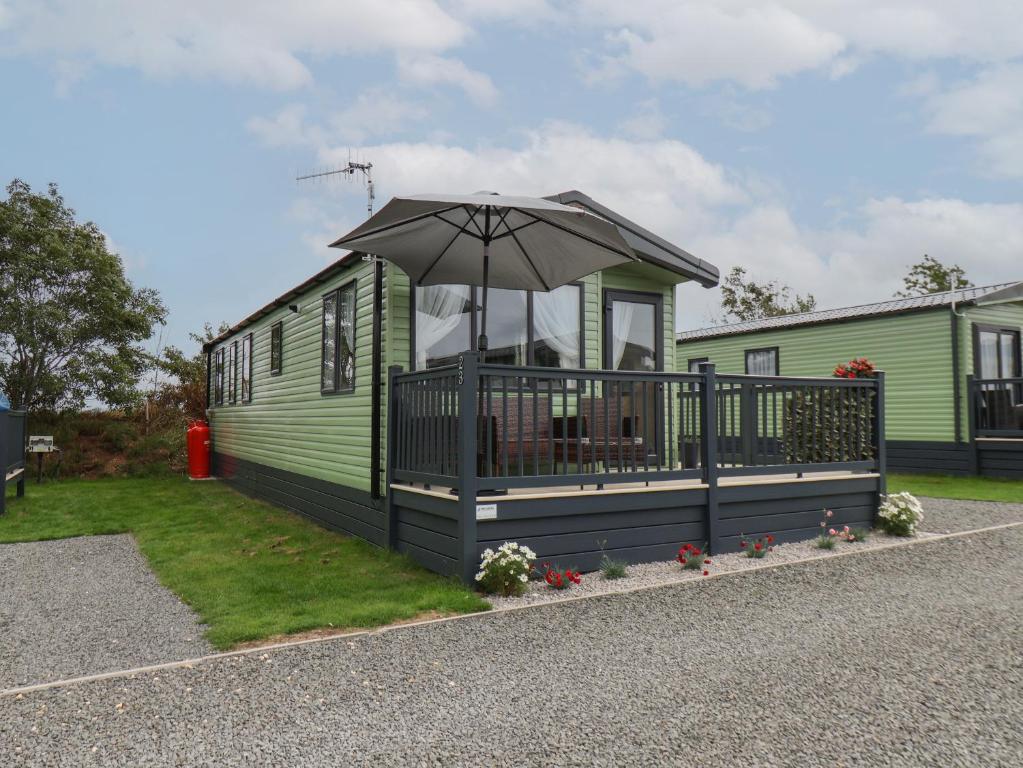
[209, 259, 381, 493]
[210, 258, 685, 495]
[677, 310, 957, 442]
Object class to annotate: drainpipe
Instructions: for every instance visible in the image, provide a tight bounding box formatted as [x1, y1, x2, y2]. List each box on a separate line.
[949, 283, 967, 445]
[370, 258, 384, 501]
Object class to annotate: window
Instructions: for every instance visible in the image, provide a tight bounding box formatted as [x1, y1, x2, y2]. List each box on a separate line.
[228, 341, 238, 403]
[745, 347, 779, 376]
[214, 348, 224, 405]
[533, 284, 581, 370]
[975, 325, 1021, 379]
[484, 288, 528, 367]
[414, 283, 583, 371]
[687, 357, 709, 373]
[270, 322, 283, 375]
[240, 334, 252, 402]
[321, 281, 357, 393]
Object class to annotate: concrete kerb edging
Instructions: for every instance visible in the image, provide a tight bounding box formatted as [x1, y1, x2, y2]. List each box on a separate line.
[4, 519, 1022, 699]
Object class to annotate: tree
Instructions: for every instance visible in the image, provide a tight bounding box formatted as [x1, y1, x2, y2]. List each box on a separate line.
[153, 323, 227, 423]
[0, 179, 166, 411]
[895, 254, 973, 297]
[719, 266, 817, 323]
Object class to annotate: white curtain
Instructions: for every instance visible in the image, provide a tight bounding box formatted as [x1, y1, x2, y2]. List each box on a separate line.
[416, 284, 470, 369]
[533, 286, 580, 369]
[611, 301, 636, 370]
[978, 332, 999, 379]
[746, 349, 777, 376]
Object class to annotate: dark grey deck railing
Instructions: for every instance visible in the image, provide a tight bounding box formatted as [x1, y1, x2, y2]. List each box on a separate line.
[968, 376, 1023, 438]
[388, 355, 885, 490]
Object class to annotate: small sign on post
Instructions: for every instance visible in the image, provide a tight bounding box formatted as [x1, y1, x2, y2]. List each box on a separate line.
[28, 436, 55, 453]
[27, 436, 59, 483]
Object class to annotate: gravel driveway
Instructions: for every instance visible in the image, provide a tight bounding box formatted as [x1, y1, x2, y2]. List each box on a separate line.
[918, 496, 1023, 533]
[0, 535, 211, 689]
[3, 525, 1021, 767]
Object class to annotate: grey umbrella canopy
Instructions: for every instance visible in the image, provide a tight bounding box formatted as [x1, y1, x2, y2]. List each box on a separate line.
[330, 192, 637, 353]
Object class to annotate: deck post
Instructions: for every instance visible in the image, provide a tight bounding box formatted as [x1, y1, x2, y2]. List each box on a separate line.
[740, 382, 755, 467]
[384, 365, 403, 550]
[456, 351, 480, 584]
[698, 363, 719, 554]
[965, 375, 979, 476]
[873, 371, 887, 522]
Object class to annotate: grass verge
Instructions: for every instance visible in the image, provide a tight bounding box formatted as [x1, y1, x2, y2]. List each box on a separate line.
[888, 473, 1023, 503]
[2, 477, 489, 649]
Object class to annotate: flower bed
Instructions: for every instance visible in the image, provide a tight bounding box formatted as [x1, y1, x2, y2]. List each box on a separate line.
[484, 528, 939, 610]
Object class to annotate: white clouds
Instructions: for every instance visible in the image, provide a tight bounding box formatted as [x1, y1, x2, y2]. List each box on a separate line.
[575, 1, 1023, 89]
[280, 121, 1020, 332]
[396, 54, 498, 106]
[0, 0, 468, 89]
[684, 195, 1023, 327]
[590, 2, 844, 89]
[922, 63, 1023, 178]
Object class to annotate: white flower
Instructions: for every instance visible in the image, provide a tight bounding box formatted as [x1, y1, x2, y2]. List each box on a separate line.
[519, 574, 528, 582]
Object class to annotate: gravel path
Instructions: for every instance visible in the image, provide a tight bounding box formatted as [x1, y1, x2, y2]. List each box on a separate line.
[0, 535, 211, 689]
[918, 496, 1023, 533]
[3, 525, 1021, 767]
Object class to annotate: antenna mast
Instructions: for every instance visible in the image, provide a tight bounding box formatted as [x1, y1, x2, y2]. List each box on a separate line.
[296, 154, 375, 216]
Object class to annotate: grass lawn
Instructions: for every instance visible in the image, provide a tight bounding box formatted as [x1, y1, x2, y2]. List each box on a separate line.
[1, 477, 489, 649]
[889, 473, 1023, 503]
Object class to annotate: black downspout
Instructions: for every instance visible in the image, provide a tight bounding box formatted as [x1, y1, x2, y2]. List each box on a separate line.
[370, 258, 384, 501]
[951, 310, 962, 444]
[205, 348, 212, 414]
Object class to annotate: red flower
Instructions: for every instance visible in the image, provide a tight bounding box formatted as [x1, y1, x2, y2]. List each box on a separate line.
[702, 570, 709, 576]
[704, 558, 712, 564]
[754, 542, 763, 551]
[740, 540, 747, 548]
[766, 535, 775, 544]
[692, 548, 702, 556]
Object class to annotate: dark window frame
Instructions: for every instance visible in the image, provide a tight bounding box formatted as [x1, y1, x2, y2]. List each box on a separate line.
[744, 346, 780, 376]
[321, 280, 358, 395]
[214, 348, 224, 405]
[269, 321, 283, 376]
[972, 322, 1022, 379]
[602, 288, 665, 372]
[240, 333, 253, 403]
[228, 340, 238, 404]
[687, 356, 709, 373]
[410, 282, 587, 372]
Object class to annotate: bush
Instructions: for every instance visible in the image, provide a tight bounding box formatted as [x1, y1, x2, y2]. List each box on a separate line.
[677, 543, 711, 572]
[740, 534, 774, 558]
[599, 556, 627, 580]
[541, 563, 581, 590]
[475, 542, 535, 596]
[877, 492, 924, 536]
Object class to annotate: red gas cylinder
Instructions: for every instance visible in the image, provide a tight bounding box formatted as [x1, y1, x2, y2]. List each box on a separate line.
[187, 421, 211, 479]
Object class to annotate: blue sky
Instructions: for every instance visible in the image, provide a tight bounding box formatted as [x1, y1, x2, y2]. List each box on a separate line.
[2, 1, 1021, 354]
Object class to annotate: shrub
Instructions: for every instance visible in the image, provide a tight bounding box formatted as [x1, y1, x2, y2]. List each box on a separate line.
[541, 563, 581, 590]
[475, 542, 536, 596]
[816, 509, 837, 549]
[677, 543, 711, 572]
[877, 492, 924, 536]
[836, 525, 869, 543]
[597, 539, 627, 580]
[599, 556, 627, 580]
[832, 357, 877, 379]
[740, 534, 774, 558]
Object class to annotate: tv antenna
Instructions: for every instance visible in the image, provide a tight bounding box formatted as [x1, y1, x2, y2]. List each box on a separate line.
[296, 153, 375, 217]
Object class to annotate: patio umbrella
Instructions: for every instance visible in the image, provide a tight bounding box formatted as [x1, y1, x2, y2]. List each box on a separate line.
[329, 192, 637, 354]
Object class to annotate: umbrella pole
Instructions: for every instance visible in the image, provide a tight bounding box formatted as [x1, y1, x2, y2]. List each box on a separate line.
[478, 206, 491, 357]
